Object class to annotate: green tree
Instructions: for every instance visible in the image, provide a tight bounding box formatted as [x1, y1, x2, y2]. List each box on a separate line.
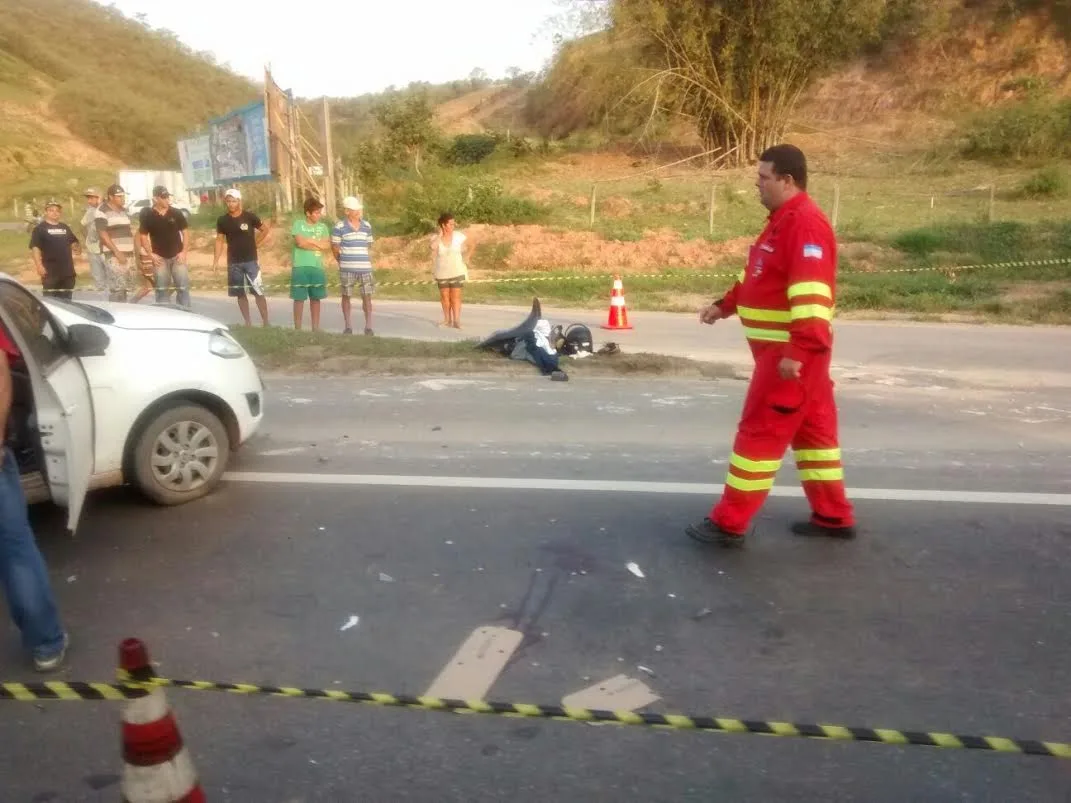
[373, 93, 439, 176]
[610, 0, 894, 165]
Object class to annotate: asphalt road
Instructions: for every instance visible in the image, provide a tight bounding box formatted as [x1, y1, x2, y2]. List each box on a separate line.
[181, 292, 1071, 390]
[1, 376, 1069, 802]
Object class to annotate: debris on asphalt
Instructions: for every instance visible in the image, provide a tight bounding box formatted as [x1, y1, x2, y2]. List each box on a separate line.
[66, 575, 77, 583]
[378, 573, 394, 583]
[692, 608, 713, 620]
[432, 426, 442, 431]
[637, 665, 656, 677]
[654, 645, 664, 652]
[445, 540, 454, 545]
[667, 593, 677, 599]
[626, 562, 645, 579]
[340, 615, 360, 632]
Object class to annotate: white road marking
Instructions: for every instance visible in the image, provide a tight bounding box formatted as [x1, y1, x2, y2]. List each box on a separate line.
[222, 472, 1071, 506]
[256, 446, 310, 457]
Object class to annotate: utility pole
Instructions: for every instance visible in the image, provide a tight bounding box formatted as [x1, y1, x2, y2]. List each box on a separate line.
[321, 96, 336, 216]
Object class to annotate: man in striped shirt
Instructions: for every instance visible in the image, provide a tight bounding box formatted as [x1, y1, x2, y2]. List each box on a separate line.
[94, 184, 136, 302]
[331, 196, 375, 335]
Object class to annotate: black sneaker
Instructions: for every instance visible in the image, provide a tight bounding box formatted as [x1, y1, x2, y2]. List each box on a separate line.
[686, 518, 745, 547]
[364, 328, 374, 336]
[550, 370, 569, 382]
[790, 521, 857, 539]
[343, 327, 352, 335]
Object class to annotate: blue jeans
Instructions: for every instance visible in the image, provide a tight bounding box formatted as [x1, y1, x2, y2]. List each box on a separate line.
[153, 257, 191, 309]
[0, 448, 65, 658]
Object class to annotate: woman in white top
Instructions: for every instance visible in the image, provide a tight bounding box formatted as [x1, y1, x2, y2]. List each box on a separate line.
[431, 212, 472, 328]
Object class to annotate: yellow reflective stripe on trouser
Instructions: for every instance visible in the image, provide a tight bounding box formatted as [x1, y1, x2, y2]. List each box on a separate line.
[798, 468, 845, 482]
[726, 474, 775, 492]
[794, 448, 841, 462]
[730, 453, 782, 473]
[787, 281, 832, 300]
[743, 327, 790, 342]
[790, 304, 833, 322]
[738, 306, 792, 323]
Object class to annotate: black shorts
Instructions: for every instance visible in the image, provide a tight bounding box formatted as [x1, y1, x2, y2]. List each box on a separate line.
[42, 274, 75, 301]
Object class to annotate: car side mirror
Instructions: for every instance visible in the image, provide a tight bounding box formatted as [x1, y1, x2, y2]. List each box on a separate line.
[66, 323, 110, 357]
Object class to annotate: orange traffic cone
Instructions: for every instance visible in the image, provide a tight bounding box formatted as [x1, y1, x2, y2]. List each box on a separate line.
[601, 275, 633, 330]
[119, 638, 206, 803]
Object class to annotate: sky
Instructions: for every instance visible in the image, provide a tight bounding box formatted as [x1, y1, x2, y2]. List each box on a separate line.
[99, 0, 570, 98]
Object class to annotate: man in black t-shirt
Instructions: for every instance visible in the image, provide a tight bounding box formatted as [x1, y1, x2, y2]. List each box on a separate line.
[213, 188, 272, 326]
[138, 185, 191, 309]
[29, 200, 81, 301]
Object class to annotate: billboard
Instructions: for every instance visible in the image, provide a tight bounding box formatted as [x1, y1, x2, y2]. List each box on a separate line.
[177, 134, 214, 189]
[209, 100, 271, 183]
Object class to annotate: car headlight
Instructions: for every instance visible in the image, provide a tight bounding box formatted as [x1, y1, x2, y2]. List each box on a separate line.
[209, 329, 246, 359]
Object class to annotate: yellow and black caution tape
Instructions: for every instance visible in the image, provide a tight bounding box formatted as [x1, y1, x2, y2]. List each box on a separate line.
[3, 675, 1069, 759]
[32, 256, 1071, 296]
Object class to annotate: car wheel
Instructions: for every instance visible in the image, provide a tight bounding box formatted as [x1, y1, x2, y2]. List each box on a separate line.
[132, 404, 230, 505]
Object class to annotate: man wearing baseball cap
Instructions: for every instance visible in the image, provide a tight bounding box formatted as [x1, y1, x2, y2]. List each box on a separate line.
[29, 200, 81, 301]
[94, 184, 136, 302]
[213, 188, 272, 326]
[138, 185, 190, 309]
[79, 188, 106, 292]
[331, 195, 375, 335]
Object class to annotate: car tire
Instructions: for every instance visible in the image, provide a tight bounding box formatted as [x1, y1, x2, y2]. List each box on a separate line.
[132, 404, 230, 506]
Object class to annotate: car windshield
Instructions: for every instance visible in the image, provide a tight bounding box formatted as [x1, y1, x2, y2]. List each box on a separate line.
[44, 298, 116, 324]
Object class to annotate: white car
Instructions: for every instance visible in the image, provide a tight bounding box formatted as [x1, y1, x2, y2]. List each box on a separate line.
[0, 276, 264, 531]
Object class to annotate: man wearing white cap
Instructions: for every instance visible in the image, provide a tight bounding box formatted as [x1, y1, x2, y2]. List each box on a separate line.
[213, 188, 272, 326]
[330, 195, 375, 335]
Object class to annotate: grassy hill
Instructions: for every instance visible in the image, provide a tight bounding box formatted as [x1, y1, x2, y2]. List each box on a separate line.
[0, 0, 258, 179]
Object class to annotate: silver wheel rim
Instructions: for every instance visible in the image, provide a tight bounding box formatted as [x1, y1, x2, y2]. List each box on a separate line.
[150, 420, 219, 493]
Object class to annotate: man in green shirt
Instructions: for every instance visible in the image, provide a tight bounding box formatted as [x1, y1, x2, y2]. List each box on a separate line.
[290, 196, 331, 331]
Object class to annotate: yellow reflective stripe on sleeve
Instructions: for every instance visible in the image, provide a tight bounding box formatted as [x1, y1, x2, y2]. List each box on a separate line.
[738, 306, 792, 323]
[790, 304, 833, 322]
[794, 448, 841, 462]
[730, 453, 782, 473]
[726, 474, 776, 492]
[736, 270, 745, 282]
[787, 281, 832, 300]
[798, 468, 844, 482]
[743, 328, 790, 342]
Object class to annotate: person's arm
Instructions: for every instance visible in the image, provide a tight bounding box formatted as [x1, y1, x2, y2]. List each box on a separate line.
[254, 218, 272, 247]
[781, 219, 836, 372]
[330, 224, 343, 262]
[177, 212, 189, 262]
[0, 347, 12, 440]
[700, 269, 743, 324]
[68, 226, 81, 257]
[30, 247, 46, 278]
[213, 233, 226, 270]
[96, 216, 125, 264]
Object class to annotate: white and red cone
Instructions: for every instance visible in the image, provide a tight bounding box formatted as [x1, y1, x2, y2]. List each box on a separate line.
[119, 638, 206, 803]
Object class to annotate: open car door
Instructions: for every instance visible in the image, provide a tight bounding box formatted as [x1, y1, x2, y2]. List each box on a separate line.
[0, 280, 94, 532]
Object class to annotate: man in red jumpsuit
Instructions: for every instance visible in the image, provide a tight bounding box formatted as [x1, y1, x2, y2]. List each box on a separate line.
[687, 144, 856, 547]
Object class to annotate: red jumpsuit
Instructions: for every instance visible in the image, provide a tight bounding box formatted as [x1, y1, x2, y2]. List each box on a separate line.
[710, 192, 855, 535]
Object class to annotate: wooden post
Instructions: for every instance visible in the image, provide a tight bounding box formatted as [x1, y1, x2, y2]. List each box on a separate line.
[288, 93, 302, 206]
[831, 182, 841, 231]
[13, 199, 18, 219]
[589, 183, 597, 227]
[322, 96, 337, 216]
[987, 183, 996, 223]
[708, 180, 717, 236]
[68, 195, 74, 212]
